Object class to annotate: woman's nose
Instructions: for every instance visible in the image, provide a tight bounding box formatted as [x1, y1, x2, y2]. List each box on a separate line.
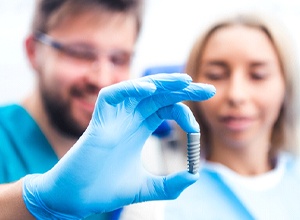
[226, 71, 249, 106]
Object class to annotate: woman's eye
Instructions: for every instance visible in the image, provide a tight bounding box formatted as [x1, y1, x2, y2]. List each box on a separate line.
[251, 72, 268, 80]
[204, 72, 226, 80]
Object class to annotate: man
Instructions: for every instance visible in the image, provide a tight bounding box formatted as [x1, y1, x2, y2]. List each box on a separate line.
[0, 0, 143, 219]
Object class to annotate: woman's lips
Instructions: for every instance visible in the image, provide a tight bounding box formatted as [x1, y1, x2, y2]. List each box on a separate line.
[220, 116, 254, 131]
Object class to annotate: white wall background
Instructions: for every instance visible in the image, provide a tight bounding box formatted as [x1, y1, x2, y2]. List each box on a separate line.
[1, 0, 300, 104]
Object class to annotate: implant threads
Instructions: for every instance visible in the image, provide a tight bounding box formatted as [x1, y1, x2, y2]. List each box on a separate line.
[187, 133, 200, 174]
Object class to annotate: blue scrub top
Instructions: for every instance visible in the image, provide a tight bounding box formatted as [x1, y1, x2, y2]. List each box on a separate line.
[0, 104, 58, 183]
[165, 156, 300, 220]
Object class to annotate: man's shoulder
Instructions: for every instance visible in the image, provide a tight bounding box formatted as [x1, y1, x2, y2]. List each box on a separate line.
[0, 103, 38, 146]
[0, 103, 56, 182]
[0, 103, 26, 119]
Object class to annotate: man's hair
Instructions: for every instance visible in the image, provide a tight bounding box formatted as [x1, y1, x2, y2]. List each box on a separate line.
[31, 0, 144, 35]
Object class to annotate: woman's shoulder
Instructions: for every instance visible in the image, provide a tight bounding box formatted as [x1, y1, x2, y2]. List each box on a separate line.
[276, 151, 300, 180]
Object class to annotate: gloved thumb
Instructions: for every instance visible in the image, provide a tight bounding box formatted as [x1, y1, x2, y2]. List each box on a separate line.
[144, 171, 199, 201]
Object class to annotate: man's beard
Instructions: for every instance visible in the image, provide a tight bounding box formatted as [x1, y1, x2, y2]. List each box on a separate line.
[40, 86, 86, 139]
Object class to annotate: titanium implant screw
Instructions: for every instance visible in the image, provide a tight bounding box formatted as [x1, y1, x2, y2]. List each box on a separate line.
[187, 133, 200, 174]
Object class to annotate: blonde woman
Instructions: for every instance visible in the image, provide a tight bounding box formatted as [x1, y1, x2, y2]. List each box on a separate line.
[165, 11, 300, 219]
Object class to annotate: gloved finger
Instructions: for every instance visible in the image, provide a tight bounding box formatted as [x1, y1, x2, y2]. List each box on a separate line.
[98, 73, 192, 106]
[140, 171, 199, 202]
[97, 81, 156, 107]
[136, 83, 215, 120]
[140, 103, 198, 133]
[157, 103, 199, 133]
[140, 73, 192, 92]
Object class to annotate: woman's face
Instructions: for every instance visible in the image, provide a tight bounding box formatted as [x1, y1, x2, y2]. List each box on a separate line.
[196, 25, 285, 150]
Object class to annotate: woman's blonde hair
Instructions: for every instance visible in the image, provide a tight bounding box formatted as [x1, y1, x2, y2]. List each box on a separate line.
[184, 12, 300, 159]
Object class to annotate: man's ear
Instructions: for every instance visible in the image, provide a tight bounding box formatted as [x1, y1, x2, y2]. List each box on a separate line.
[25, 35, 39, 70]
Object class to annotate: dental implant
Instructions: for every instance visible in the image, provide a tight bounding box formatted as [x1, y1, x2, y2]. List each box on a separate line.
[187, 133, 200, 174]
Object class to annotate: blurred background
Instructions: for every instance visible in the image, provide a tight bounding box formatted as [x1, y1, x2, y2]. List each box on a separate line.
[1, 0, 300, 104]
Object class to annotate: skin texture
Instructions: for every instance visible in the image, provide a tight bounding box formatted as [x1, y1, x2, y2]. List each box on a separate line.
[23, 11, 137, 158]
[0, 180, 34, 220]
[196, 25, 285, 175]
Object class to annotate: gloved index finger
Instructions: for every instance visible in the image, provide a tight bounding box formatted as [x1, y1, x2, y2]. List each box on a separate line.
[141, 73, 192, 92]
[136, 82, 216, 119]
[99, 80, 156, 106]
[98, 73, 193, 106]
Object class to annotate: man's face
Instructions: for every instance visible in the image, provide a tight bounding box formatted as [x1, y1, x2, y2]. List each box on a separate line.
[34, 12, 137, 138]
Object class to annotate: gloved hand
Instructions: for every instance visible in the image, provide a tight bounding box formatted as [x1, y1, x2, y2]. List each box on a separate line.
[23, 73, 215, 219]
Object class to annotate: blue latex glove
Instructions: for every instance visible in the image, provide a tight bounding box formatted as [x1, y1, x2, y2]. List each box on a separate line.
[23, 73, 215, 219]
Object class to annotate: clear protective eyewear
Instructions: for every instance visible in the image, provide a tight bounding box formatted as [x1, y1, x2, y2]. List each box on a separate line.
[33, 32, 133, 72]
